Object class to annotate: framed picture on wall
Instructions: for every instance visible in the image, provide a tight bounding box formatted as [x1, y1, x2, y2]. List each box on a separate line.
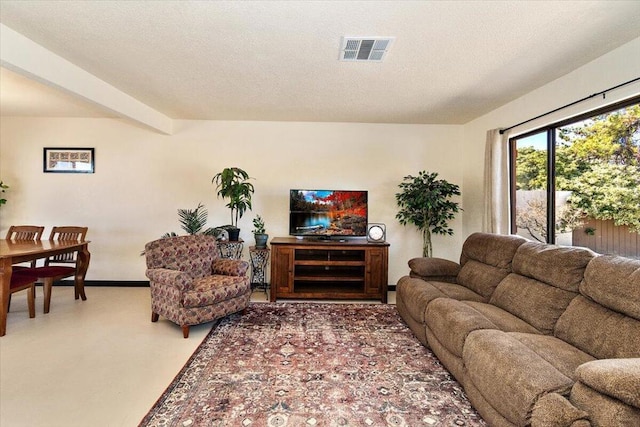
[43, 147, 95, 173]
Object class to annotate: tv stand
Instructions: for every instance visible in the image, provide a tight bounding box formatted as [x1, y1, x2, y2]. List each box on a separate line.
[270, 237, 389, 303]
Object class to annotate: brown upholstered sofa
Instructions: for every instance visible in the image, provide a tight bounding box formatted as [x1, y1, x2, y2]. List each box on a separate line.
[396, 232, 640, 427]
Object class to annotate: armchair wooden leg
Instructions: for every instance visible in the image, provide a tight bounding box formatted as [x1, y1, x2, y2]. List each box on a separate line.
[182, 325, 190, 339]
[151, 312, 159, 322]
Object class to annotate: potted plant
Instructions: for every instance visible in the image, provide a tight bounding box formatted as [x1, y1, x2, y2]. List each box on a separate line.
[0, 181, 8, 206]
[252, 215, 268, 248]
[212, 167, 254, 241]
[395, 171, 461, 257]
[162, 203, 223, 238]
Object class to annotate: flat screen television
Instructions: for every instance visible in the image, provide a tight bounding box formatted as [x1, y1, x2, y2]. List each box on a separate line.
[289, 190, 368, 238]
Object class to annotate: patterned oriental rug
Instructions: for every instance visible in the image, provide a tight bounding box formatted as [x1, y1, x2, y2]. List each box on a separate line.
[139, 303, 486, 427]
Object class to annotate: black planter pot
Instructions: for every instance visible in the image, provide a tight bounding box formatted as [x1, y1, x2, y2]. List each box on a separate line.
[227, 227, 241, 241]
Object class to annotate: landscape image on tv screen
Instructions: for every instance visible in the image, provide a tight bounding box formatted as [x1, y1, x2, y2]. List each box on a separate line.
[290, 190, 368, 237]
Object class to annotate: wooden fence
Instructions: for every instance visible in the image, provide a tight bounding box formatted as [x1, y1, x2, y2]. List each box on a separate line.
[572, 218, 639, 259]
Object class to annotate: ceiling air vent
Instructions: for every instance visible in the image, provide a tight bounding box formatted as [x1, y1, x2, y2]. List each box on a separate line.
[340, 37, 394, 62]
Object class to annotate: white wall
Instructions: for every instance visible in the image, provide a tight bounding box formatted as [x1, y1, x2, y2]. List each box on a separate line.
[461, 37, 640, 236]
[0, 119, 464, 283]
[3, 36, 638, 285]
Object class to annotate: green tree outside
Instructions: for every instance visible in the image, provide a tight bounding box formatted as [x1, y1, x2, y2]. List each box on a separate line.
[515, 104, 640, 235]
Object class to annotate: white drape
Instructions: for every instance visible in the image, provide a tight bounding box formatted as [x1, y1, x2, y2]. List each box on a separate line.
[483, 129, 510, 234]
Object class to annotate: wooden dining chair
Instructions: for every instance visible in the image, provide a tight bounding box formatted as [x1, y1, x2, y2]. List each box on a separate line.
[5, 225, 45, 241]
[8, 271, 37, 319]
[5, 225, 45, 269]
[31, 226, 88, 313]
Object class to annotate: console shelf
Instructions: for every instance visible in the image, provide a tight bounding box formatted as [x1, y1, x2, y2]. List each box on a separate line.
[269, 237, 389, 302]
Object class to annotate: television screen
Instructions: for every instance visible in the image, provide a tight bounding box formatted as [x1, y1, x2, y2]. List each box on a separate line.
[289, 190, 368, 237]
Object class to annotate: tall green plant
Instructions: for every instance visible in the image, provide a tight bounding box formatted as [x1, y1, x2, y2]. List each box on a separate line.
[212, 167, 255, 228]
[395, 171, 461, 257]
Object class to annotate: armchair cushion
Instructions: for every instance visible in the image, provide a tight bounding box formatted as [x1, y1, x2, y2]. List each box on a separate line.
[212, 258, 249, 276]
[183, 275, 251, 308]
[146, 268, 194, 292]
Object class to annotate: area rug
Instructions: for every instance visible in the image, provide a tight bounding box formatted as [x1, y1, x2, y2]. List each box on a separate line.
[139, 303, 486, 427]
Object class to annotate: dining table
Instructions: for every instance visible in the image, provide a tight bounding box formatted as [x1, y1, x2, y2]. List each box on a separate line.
[0, 239, 91, 336]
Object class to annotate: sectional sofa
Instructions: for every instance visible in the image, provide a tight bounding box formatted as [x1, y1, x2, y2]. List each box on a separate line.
[396, 232, 640, 427]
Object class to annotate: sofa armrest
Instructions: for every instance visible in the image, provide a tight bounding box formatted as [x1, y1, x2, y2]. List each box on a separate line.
[531, 393, 591, 427]
[212, 259, 249, 276]
[408, 257, 460, 283]
[575, 358, 640, 409]
[146, 268, 193, 292]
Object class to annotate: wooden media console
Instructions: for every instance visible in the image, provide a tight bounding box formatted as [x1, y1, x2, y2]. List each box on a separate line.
[269, 237, 389, 302]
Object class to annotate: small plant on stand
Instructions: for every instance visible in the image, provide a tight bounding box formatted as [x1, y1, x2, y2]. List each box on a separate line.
[252, 215, 269, 248]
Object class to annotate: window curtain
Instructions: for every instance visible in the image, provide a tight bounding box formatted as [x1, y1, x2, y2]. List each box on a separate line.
[483, 128, 510, 234]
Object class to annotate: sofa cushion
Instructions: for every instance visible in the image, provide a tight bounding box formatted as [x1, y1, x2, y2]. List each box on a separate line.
[580, 255, 640, 320]
[490, 273, 579, 335]
[570, 382, 640, 427]
[457, 260, 511, 298]
[512, 242, 595, 292]
[532, 393, 590, 427]
[488, 242, 594, 335]
[426, 299, 539, 357]
[575, 358, 640, 408]
[456, 232, 526, 297]
[429, 280, 486, 302]
[463, 301, 541, 334]
[464, 329, 575, 426]
[425, 298, 499, 357]
[396, 276, 485, 324]
[396, 276, 446, 323]
[508, 333, 595, 380]
[459, 232, 527, 270]
[555, 295, 640, 359]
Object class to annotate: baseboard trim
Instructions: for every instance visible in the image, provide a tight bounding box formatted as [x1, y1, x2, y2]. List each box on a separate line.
[45, 281, 396, 290]
[42, 280, 150, 287]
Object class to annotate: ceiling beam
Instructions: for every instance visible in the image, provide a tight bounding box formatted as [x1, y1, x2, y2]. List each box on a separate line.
[0, 24, 173, 134]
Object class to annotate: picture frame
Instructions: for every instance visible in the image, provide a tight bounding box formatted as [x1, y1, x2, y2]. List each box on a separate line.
[43, 147, 95, 173]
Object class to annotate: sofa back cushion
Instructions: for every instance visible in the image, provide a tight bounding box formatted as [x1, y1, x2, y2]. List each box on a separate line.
[554, 255, 640, 359]
[489, 242, 595, 334]
[145, 235, 218, 279]
[580, 255, 640, 320]
[457, 232, 527, 298]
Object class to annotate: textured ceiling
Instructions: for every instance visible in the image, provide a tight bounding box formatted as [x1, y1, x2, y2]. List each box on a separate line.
[1, 1, 640, 124]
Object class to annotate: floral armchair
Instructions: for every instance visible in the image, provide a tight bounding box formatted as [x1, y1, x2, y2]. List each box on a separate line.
[144, 235, 251, 338]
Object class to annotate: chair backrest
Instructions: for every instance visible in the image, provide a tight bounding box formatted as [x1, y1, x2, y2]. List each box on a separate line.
[145, 235, 219, 279]
[46, 226, 89, 265]
[5, 225, 45, 241]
